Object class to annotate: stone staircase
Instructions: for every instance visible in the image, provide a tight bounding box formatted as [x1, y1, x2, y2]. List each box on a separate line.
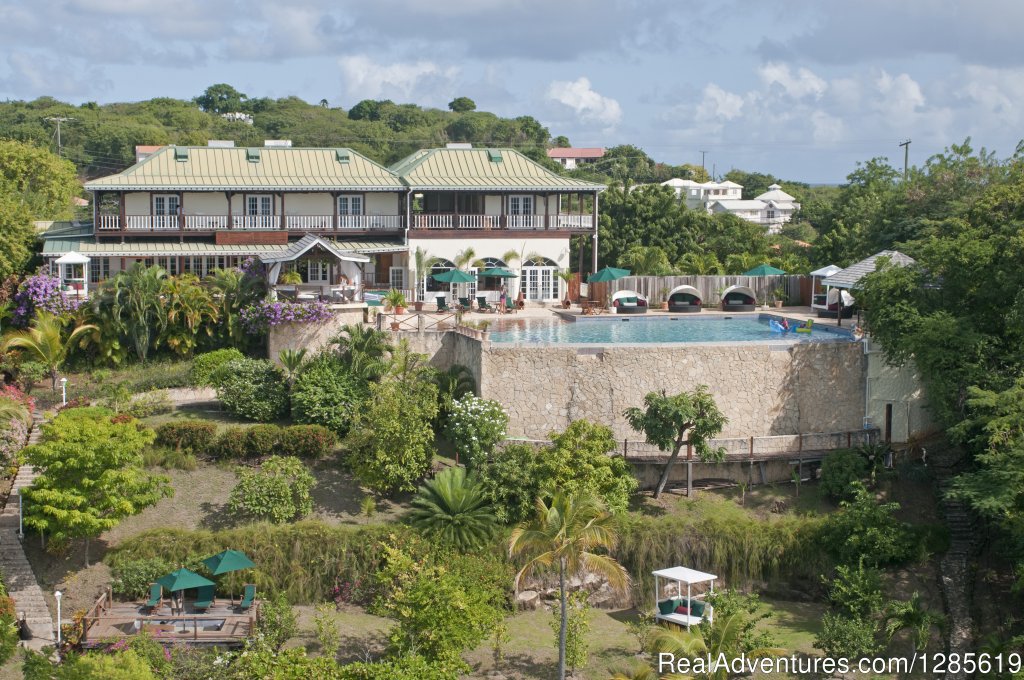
[0, 412, 56, 651]
[924, 438, 975, 680]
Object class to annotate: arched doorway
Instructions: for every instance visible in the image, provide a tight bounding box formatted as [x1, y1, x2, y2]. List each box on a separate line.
[520, 257, 560, 301]
[424, 258, 457, 300]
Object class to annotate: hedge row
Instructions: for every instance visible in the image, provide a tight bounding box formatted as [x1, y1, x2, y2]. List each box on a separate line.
[155, 421, 336, 459]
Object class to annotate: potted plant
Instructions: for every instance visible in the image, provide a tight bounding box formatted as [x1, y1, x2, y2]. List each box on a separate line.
[773, 286, 786, 309]
[659, 286, 670, 311]
[280, 270, 302, 285]
[384, 289, 407, 315]
[557, 270, 574, 309]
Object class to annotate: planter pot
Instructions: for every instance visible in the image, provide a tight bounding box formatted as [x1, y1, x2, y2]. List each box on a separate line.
[413, 301, 424, 312]
[659, 302, 669, 310]
[394, 306, 406, 315]
[562, 299, 571, 309]
[390, 322, 401, 331]
[774, 300, 783, 308]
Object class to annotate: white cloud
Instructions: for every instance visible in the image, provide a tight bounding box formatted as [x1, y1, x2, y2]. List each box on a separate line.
[696, 84, 744, 122]
[810, 110, 845, 144]
[338, 55, 458, 103]
[546, 77, 622, 128]
[759, 63, 826, 99]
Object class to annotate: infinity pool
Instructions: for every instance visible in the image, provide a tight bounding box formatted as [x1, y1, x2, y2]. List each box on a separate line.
[488, 315, 853, 345]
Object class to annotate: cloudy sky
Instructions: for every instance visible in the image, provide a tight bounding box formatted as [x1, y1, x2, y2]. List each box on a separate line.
[2, 0, 1022, 182]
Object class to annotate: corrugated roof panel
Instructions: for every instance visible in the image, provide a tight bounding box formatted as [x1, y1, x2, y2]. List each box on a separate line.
[390, 148, 604, 191]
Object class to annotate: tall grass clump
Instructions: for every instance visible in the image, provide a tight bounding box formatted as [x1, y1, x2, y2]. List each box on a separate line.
[106, 522, 417, 604]
[617, 497, 828, 605]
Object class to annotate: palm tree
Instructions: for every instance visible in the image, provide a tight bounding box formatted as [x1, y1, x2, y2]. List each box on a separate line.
[620, 246, 672, 275]
[724, 253, 762, 275]
[650, 614, 783, 680]
[677, 252, 723, 276]
[509, 492, 630, 680]
[608, 660, 692, 680]
[883, 592, 945, 656]
[412, 247, 440, 303]
[408, 467, 498, 551]
[2, 312, 96, 391]
[333, 324, 391, 380]
[98, 263, 167, 361]
[207, 267, 265, 349]
[453, 247, 477, 302]
[162, 274, 219, 357]
[278, 348, 308, 386]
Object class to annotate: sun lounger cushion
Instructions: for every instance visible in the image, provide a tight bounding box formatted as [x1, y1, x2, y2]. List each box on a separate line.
[624, 296, 637, 304]
[658, 598, 677, 615]
[675, 605, 689, 615]
[689, 601, 706, 617]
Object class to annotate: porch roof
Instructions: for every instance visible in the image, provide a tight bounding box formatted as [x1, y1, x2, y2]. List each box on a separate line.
[390, 147, 605, 192]
[84, 146, 405, 192]
[259, 234, 369, 264]
[42, 237, 405, 259]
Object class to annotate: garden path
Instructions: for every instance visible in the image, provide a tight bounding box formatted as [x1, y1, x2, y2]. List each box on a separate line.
[0, 412, 56, 651]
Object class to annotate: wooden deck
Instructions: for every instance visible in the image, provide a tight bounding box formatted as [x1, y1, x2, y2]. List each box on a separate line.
[81, 588, 259, 648]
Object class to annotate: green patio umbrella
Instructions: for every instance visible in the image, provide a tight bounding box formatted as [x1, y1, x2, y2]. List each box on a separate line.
[477, 268, 517, 278]
[431, 269, 476, 284]
[157, 568, 214, 592]
[587, 266, 630, 283]
[202, 549, 256, 576]
[742, 264, 786, 276]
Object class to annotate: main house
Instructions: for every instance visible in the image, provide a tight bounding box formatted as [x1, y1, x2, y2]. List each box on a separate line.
[44, 142, 604, 304]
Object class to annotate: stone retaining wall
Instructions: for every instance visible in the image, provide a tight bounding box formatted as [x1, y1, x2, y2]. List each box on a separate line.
[267, 307, 367, 361]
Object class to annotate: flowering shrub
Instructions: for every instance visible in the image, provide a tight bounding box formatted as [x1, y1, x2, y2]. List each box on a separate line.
[0, 418, 28, 467]
[444, 395, 508, 470]
[240, 301, 333, 334]
[1, 384, 34, 415]
[12, 274, 81, 326]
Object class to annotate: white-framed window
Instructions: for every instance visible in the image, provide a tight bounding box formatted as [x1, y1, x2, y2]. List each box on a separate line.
[89, 258, 110, 283]
[508, 195, 534, 215]
[153, 194, 180, 215]
[766, 209, 776, 220]
[520, 257, 559, 301]
[389, 267, 406, 291]
[337, 195, 363, 215]
[247, 195, 273, 215]
[425, 259, 456, 296]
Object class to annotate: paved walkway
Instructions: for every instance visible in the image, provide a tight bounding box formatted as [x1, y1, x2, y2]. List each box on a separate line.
[0, 412, 56, 651]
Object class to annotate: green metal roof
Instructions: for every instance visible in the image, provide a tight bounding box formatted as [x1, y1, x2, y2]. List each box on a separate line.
[84, 146, 405, 192]
[42, 237, 406, 258]
[390, 148, 605, 191]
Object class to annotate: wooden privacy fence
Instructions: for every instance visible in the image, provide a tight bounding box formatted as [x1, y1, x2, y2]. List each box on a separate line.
[608, 275, 807, 305]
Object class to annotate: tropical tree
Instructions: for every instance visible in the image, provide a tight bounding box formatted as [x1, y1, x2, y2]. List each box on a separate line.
[677, 252, 723, 275]
[161, 273, 218, 357]
[433, 363, 477, 426]
[96, 263, 167, 361]
[0, 397, 29, 426]
[1, 312, 96, 391]
[207, 267, 264, 349]
[624, 387, 727, 498]
[278, 348, 308, 386]
[509, 492, 630, 680]
[409, 467, 498, 551]
[412, 247, 440, 302]
[650, 614, 784, 680]
[724, 252, 763, 275]
[333, 323, 392, 381]
[883, 592, 945, 655]
[619, 245, 673, 275]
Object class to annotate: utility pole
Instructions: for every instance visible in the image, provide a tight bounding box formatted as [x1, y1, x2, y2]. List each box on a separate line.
[700, 150, 707, 175]
[899, 139, 911, 180]
[45, 117, 75, 156]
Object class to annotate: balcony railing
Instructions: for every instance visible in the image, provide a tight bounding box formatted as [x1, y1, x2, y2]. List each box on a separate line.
[94, 213, 593, 232]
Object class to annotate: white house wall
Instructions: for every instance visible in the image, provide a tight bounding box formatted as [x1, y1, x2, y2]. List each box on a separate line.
[366, 193, 400, 215]
[118, 191, 402, 216]
[406, 237, 569, 271]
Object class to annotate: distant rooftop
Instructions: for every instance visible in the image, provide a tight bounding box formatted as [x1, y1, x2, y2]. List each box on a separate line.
[546, 147, 605, 160]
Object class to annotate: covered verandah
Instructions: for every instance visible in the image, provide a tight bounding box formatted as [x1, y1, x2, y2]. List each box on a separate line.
[263, 234, 370, 302]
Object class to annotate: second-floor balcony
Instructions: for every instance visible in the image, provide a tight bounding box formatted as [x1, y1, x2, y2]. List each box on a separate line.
[96, 214, 405, 233]
[95, 213, 595, 233]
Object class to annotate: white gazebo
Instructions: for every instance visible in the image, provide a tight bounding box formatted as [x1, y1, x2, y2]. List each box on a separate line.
[653, 566, 716, 629]
[809, 264, 841, 313]
[55, 251, 91, 298]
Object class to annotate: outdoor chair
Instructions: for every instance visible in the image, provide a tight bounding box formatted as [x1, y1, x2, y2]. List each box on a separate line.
[194, 584, 215, 612]
[239, 584, 256, 612]
[477, 296, 494, 312]
[145, 583, 163, 612]
[436, 296, 450, 312]
[504, 297, 517, 313]
[458, 297, 472, 311]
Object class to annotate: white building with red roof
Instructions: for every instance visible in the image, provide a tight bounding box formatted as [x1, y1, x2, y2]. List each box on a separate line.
[546, 147, 605, 170]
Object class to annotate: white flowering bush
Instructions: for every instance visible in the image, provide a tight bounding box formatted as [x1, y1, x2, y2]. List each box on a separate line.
[444, 396, 508, 470]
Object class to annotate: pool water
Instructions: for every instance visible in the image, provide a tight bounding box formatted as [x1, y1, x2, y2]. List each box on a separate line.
[488, 315, 852, 345]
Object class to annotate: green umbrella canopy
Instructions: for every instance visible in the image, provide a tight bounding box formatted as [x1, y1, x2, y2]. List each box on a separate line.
[742, 264, 786, 276]
[588, 266, 631, 283]
[202, 549, 256, 576]
[431, 269, 476, 284]
[477, 268, 517, 278]
[157, 568, 215, 592]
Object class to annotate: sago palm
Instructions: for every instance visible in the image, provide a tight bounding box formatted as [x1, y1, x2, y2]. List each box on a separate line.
[408, 466, 498, 551]
[650, 614, 784, 680]
[1, 312, 96, 391]
[883, 592, 945, 655]
[510, 491, 631, 680]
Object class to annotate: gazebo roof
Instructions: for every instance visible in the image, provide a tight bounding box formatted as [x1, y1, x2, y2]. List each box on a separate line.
[652, 566, 717, 584]
[809, 264, 841, 278]
[54, 251, 91, 264]
[824, 250, 915, 289]
[258, 234, 369, 264]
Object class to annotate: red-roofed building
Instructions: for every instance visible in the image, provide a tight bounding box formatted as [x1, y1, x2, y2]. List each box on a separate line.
[546, 147, 605, 170]
[134, 145, 162, 163]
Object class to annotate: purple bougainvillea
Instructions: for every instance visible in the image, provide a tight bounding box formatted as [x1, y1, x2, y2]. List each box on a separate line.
[240, 300, 333, 333]
[12, 274, 82, 326]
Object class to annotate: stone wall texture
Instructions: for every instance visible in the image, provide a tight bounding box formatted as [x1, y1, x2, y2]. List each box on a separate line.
[479, 342, 867, 440]
[267, 307, 366, 362]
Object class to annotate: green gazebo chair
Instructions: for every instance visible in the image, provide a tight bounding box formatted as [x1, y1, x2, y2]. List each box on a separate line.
[194, 584, 215, 612]
[239, 584, 256, 612]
